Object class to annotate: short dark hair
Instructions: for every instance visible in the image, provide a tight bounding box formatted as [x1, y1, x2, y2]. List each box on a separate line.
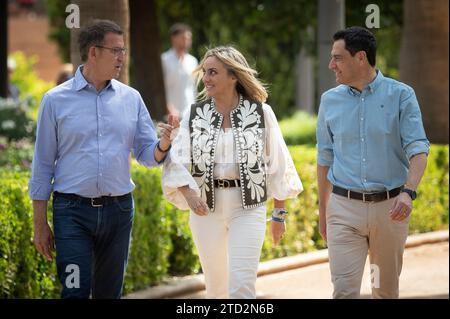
[169, 23, 192, 37]
[78, 20, 123, 62]
[333, 26, 377, 67]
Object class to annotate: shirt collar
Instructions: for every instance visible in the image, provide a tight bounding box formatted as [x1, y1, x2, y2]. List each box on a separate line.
[347, 69, 383, 96]
[366, 69, 383, 93]
[73, 65, 116, 92]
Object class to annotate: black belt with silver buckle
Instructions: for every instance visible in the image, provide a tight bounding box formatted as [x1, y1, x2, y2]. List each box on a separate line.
[214, 179, 241, 189]
[53, 191, 131, 207]
[332, 185, 402, 203]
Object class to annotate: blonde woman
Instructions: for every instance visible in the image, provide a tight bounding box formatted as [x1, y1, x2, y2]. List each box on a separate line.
[162, 46, 303, 299]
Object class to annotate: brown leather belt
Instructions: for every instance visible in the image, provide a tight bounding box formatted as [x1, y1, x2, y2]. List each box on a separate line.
[53, 191, 131, 207]
[214, 179, 241, 189]
[332, 185, 402, 203]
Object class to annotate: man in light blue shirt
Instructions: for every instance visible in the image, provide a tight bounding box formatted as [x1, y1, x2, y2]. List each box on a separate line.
[316, 27, 429, 299]
[29, 20, 178, 299]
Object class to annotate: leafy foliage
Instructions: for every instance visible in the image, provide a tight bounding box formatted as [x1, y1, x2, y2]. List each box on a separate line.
[9, 52, 54, 120]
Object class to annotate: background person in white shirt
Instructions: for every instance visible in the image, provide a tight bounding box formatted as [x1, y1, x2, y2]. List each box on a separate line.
[161, 23, 198, 119]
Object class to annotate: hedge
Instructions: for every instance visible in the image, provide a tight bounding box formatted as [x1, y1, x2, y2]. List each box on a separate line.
[0, 144, 448, 298]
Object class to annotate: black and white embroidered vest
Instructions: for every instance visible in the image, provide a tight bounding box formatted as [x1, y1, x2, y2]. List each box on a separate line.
[189, 95, 267, 211]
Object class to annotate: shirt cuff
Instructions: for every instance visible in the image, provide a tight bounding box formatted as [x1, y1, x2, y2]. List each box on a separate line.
[404, 141, 430, 159]
[28, 180, 53, 200]
[317, 150, 334, 167]
[136, 140, 160, 167]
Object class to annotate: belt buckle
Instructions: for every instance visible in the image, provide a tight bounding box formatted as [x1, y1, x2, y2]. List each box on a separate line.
[218, 180, 230, 189]
[91, 198, 103, 207]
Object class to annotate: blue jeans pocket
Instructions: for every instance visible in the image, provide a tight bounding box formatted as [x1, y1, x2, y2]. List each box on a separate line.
[115, 197, 134, 213]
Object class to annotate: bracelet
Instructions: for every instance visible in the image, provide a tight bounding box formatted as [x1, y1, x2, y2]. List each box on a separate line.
[157, 140, 171, 153]
[272, 208, 288, 218]
[271, 216, 285, 223]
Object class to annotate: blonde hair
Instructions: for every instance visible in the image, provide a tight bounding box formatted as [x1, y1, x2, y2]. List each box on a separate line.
[193, 46, 268, 103]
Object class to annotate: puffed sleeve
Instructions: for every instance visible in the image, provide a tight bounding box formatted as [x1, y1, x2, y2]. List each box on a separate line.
[263, 103, 303, 200]
[162, 109, 200, 210]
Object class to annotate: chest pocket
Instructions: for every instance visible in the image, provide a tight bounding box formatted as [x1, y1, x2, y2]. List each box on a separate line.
[367, 104, 398, 136]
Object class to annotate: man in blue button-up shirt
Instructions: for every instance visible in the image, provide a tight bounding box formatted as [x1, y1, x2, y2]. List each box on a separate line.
[316, 27, 429, 299]
[29, 20, 178, 299]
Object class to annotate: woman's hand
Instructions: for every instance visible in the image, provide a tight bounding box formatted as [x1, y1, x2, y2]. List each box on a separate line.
[179, 186, 209, 216]
[186, 195, 209, 216]
[270, 219, 286, 246]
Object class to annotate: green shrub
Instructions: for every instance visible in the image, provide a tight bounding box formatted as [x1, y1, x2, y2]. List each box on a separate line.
[166, 204, 200, 276]
[410, 145, 449, 233]
[0, 98, 36, 142]
[0, 138, 34, 171]
[123, 164, 172, 293]
[261, 145, 322, 261]
[0, 170, 59, 298]
[279, 111, 317, 145]
[9, 52, 54, 121]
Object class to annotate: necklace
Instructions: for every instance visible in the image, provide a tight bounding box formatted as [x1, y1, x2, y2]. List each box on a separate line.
[211, 94, 242, 115]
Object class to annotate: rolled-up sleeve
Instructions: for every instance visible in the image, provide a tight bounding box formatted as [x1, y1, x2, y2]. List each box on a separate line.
[316, 96, 334, 167]
[399, 88, 430, 159]
[28, 93, 57, 200]
[133, 95, 160, 167]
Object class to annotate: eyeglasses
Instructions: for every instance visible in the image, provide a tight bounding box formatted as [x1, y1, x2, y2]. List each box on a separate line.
[95, 45, 127, 56]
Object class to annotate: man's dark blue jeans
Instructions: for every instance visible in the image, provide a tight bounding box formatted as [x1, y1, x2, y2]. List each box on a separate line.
[52, 192, 134, 299]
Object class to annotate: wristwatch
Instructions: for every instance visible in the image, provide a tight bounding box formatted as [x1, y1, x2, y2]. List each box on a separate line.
[401, 188, 417, 200]
[272, 208, 288, 218]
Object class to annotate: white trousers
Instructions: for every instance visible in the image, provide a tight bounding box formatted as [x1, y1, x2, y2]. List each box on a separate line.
[189, 187, 266, 299]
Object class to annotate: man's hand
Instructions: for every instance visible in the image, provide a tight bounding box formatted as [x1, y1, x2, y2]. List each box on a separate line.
[270, 220, 286, 246]
[390, 192, 412, 221]
[34, 222, 55, 261]
[33, 200, 54, 261]
[157, 114, 180, 151]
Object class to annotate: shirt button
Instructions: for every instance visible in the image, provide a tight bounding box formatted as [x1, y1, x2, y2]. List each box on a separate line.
[361, 117, 364, 121]
[362, 98, 365, 102]
[363, 158, 366, 162]
[364, 179, 367, 182]
[99, 134, 102, 137]
[100, 153, 103, 156]
[99, 173, 102, 176]
[361, 138, 364, 142]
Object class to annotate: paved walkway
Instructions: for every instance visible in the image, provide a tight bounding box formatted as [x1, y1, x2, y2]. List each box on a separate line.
[178, 242, 449, 299]
[125, 231, 449, 299]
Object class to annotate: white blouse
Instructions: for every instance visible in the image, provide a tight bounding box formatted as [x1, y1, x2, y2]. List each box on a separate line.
[162, 103, 303, 210]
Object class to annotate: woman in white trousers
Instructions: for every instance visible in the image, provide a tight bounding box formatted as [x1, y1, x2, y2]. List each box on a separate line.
[162, 46, 303, 299]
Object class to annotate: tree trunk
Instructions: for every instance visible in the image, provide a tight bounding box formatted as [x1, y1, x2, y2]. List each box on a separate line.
[70, 0, 129, 84]
[129, 0, 167, 121]
[0, 0, 7, 98]
[317, 0, 345, 103]
[400, 0, 449, 144]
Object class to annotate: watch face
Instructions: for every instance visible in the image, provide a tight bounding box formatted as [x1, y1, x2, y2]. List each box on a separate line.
[403, 189, 416, 200]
